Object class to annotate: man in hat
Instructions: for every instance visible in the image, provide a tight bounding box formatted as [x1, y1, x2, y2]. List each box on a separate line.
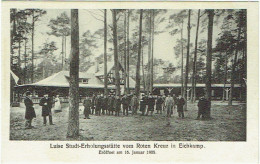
[91, 94, 96, 115]
[196, 95, 209, 120]
[176, 95, 186, 118]
[146, 94, 156, 116]
[165, 94, 174, 117]
[121, 94, 129, 116]
[114, 95, 121, 116]
[83, 96, 92, 119]
[156, 95, 164, 114]
[130, 94, 138, 115]
[140, 93, 148, 116]
[95, 94, 102, 116]
[107, 94, 113, 115]
[24, 91, 36, 129]
[39, 93, 54, 125]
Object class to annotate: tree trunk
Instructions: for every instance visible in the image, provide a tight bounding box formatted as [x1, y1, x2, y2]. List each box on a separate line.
[65, 36, 67, 67]
[24, 38, 27, 84]
[181, 21, 184, 97]
[147, 10, 152, 93]
[124, 11, 127, 95]
[141, 39, 146, 91]
[205, 10, 214, 118]
[228, 17, 242, 105]
[112, 10, 121, 97]
[151, 10, 155, 94]
[135, 9, 143, 97]
[18, 38, 21, 69]
[191, 9, 200, 103]
[31, 10, 35, 83]
[67, 9, 79, 138]
[223, 52, 228, 101]
[104, 9, 108, 97]
[184, 9, 191, 110]
[11, 9, 16, 67]
[62, 36, 64, 70]
[126, 10, 130, 94]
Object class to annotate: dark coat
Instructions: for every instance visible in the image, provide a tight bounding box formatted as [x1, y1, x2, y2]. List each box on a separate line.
[24, 97, 36, 120]
[156, 97, 164, 105]
[121, 97, 129, 108]
[91, 96, 96, 108]
[148, 97, 155, 111]
[83, 98, 92, 115]
[140, 96, 148, 111]
[83, 98, 92, 109]
[102, 97, 108, 109]
[107, 96, 114, 111]
[114, 98, 121, 111]
[198, 98, 209, 113]
[95, 96, 102, 110]
[39, 97, 53, 116]
[176, 98, 185, 112]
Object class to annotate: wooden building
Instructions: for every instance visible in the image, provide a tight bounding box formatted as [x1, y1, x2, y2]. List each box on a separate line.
[153, 83, 246, 101]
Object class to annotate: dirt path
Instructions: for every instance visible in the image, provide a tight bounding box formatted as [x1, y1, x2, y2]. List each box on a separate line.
[10, 102, 246, 141]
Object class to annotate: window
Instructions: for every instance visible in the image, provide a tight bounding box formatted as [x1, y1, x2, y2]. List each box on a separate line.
[82, 79, 88, 84]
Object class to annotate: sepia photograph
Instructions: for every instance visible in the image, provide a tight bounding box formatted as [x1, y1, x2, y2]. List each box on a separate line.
[9, 8, 247, 141]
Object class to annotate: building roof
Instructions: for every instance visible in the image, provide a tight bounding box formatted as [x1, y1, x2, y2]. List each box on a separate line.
[18, 71, 106, 88]
[153, 83, 241, 88]
[17, 69, 136, 89]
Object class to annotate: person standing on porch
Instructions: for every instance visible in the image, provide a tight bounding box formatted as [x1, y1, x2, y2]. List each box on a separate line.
[24, 91, 36, 129]
[83, 96, 91, 119]
[39, 93, 54, 126]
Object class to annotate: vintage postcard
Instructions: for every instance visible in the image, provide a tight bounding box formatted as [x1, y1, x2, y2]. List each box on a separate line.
[1, 1, 259, 163]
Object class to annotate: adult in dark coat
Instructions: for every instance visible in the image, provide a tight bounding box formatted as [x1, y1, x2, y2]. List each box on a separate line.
[39, 93, 54, 125]
[83, 96, 92, 119]
[130, 94, 138, 115]
[196, 96, 209, 120]
[146, 95, 155, 116]
[95, 95, 102, 116]
[176, 95, 185, 118]
[101, 95, 108, 115]
[156, 95, 164, 114]
[91, 94, 96, 115]
[140, 94, 148, 116]
[114, 96, 121, 116]
[121, 95, 129, 116]
[107, 95, 113, 115]
[24, 91, 36, 129]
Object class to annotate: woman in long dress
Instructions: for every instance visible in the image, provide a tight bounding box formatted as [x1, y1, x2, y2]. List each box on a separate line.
[54, 95, 62, 112]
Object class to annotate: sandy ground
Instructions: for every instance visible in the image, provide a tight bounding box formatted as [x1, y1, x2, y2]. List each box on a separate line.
[10, 102, 246, 141]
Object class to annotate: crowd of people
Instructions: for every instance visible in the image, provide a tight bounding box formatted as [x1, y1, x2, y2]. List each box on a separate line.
[23, 91, 210, 129]
[82, 93, 191, 119]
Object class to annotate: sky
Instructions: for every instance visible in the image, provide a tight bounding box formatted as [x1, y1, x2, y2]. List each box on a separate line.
[31, 9, 225, 67]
